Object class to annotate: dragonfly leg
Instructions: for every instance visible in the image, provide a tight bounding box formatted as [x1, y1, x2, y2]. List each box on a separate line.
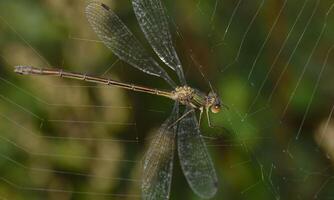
[206, 108, 232, 135]
[206, 108, 213, 128]
[198, 107, 204, 127]
[168, 109, 194, 129]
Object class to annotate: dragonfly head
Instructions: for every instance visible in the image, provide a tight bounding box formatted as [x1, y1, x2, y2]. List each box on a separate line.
[207, 91, 229, 113]
[207, 91, 222, 114]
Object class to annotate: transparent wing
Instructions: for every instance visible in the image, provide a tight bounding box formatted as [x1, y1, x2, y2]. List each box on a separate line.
[142, 103, 179, 200]
[86, 2, 176, 87]
[178, 107, 218, 198]
[132, 0, 186, 84]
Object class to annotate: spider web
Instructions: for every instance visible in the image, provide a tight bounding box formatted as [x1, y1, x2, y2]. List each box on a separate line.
[0, 0, 334, 199]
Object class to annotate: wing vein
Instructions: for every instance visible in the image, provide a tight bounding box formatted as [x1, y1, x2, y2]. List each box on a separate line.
[86, 2, 176, 87]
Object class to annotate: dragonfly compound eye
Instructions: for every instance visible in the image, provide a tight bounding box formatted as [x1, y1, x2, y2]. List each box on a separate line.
[210, 104, 221, 113]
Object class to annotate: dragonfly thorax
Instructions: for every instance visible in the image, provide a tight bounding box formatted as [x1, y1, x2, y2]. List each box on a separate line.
[172, 86, 221, 113]
[172, 86, 195, 105]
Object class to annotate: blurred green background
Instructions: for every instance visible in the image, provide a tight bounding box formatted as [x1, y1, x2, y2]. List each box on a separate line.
[1, 0, 334, 199]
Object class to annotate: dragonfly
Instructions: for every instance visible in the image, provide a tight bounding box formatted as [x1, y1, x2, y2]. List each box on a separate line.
[14, 0, 224, 199]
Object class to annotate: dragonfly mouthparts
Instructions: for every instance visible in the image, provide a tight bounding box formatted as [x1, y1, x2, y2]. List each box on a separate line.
[14, 66, 34, 75]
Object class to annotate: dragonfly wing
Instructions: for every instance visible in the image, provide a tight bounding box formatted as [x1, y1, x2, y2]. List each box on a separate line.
[86, 2, 176, 87]
[132, 0, 186, 84]
[177, 107, 218, 198]
[142, 103, 179, 200]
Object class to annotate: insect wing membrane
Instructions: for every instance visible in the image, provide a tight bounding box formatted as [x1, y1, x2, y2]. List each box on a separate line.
[142, 103, 179, 199]
[177, 107, 218, 198]
[86, 2, 175, 87]
[132, 0, 186, 84]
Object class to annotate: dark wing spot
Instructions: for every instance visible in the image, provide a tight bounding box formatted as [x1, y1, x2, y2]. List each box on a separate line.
[101, 3, 110, 10]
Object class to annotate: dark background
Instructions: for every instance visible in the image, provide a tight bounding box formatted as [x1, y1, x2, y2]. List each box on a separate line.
[0, 0, 334, 199]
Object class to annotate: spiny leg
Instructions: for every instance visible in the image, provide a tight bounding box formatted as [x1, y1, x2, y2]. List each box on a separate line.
[168, 108, 194, 129]
[206, 108, 233, 135]
[206, 108, 213, 128]
[198, 107, 204, 127]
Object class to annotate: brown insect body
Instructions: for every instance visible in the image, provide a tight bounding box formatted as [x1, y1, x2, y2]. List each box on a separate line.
[172, 86, 221, 113]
